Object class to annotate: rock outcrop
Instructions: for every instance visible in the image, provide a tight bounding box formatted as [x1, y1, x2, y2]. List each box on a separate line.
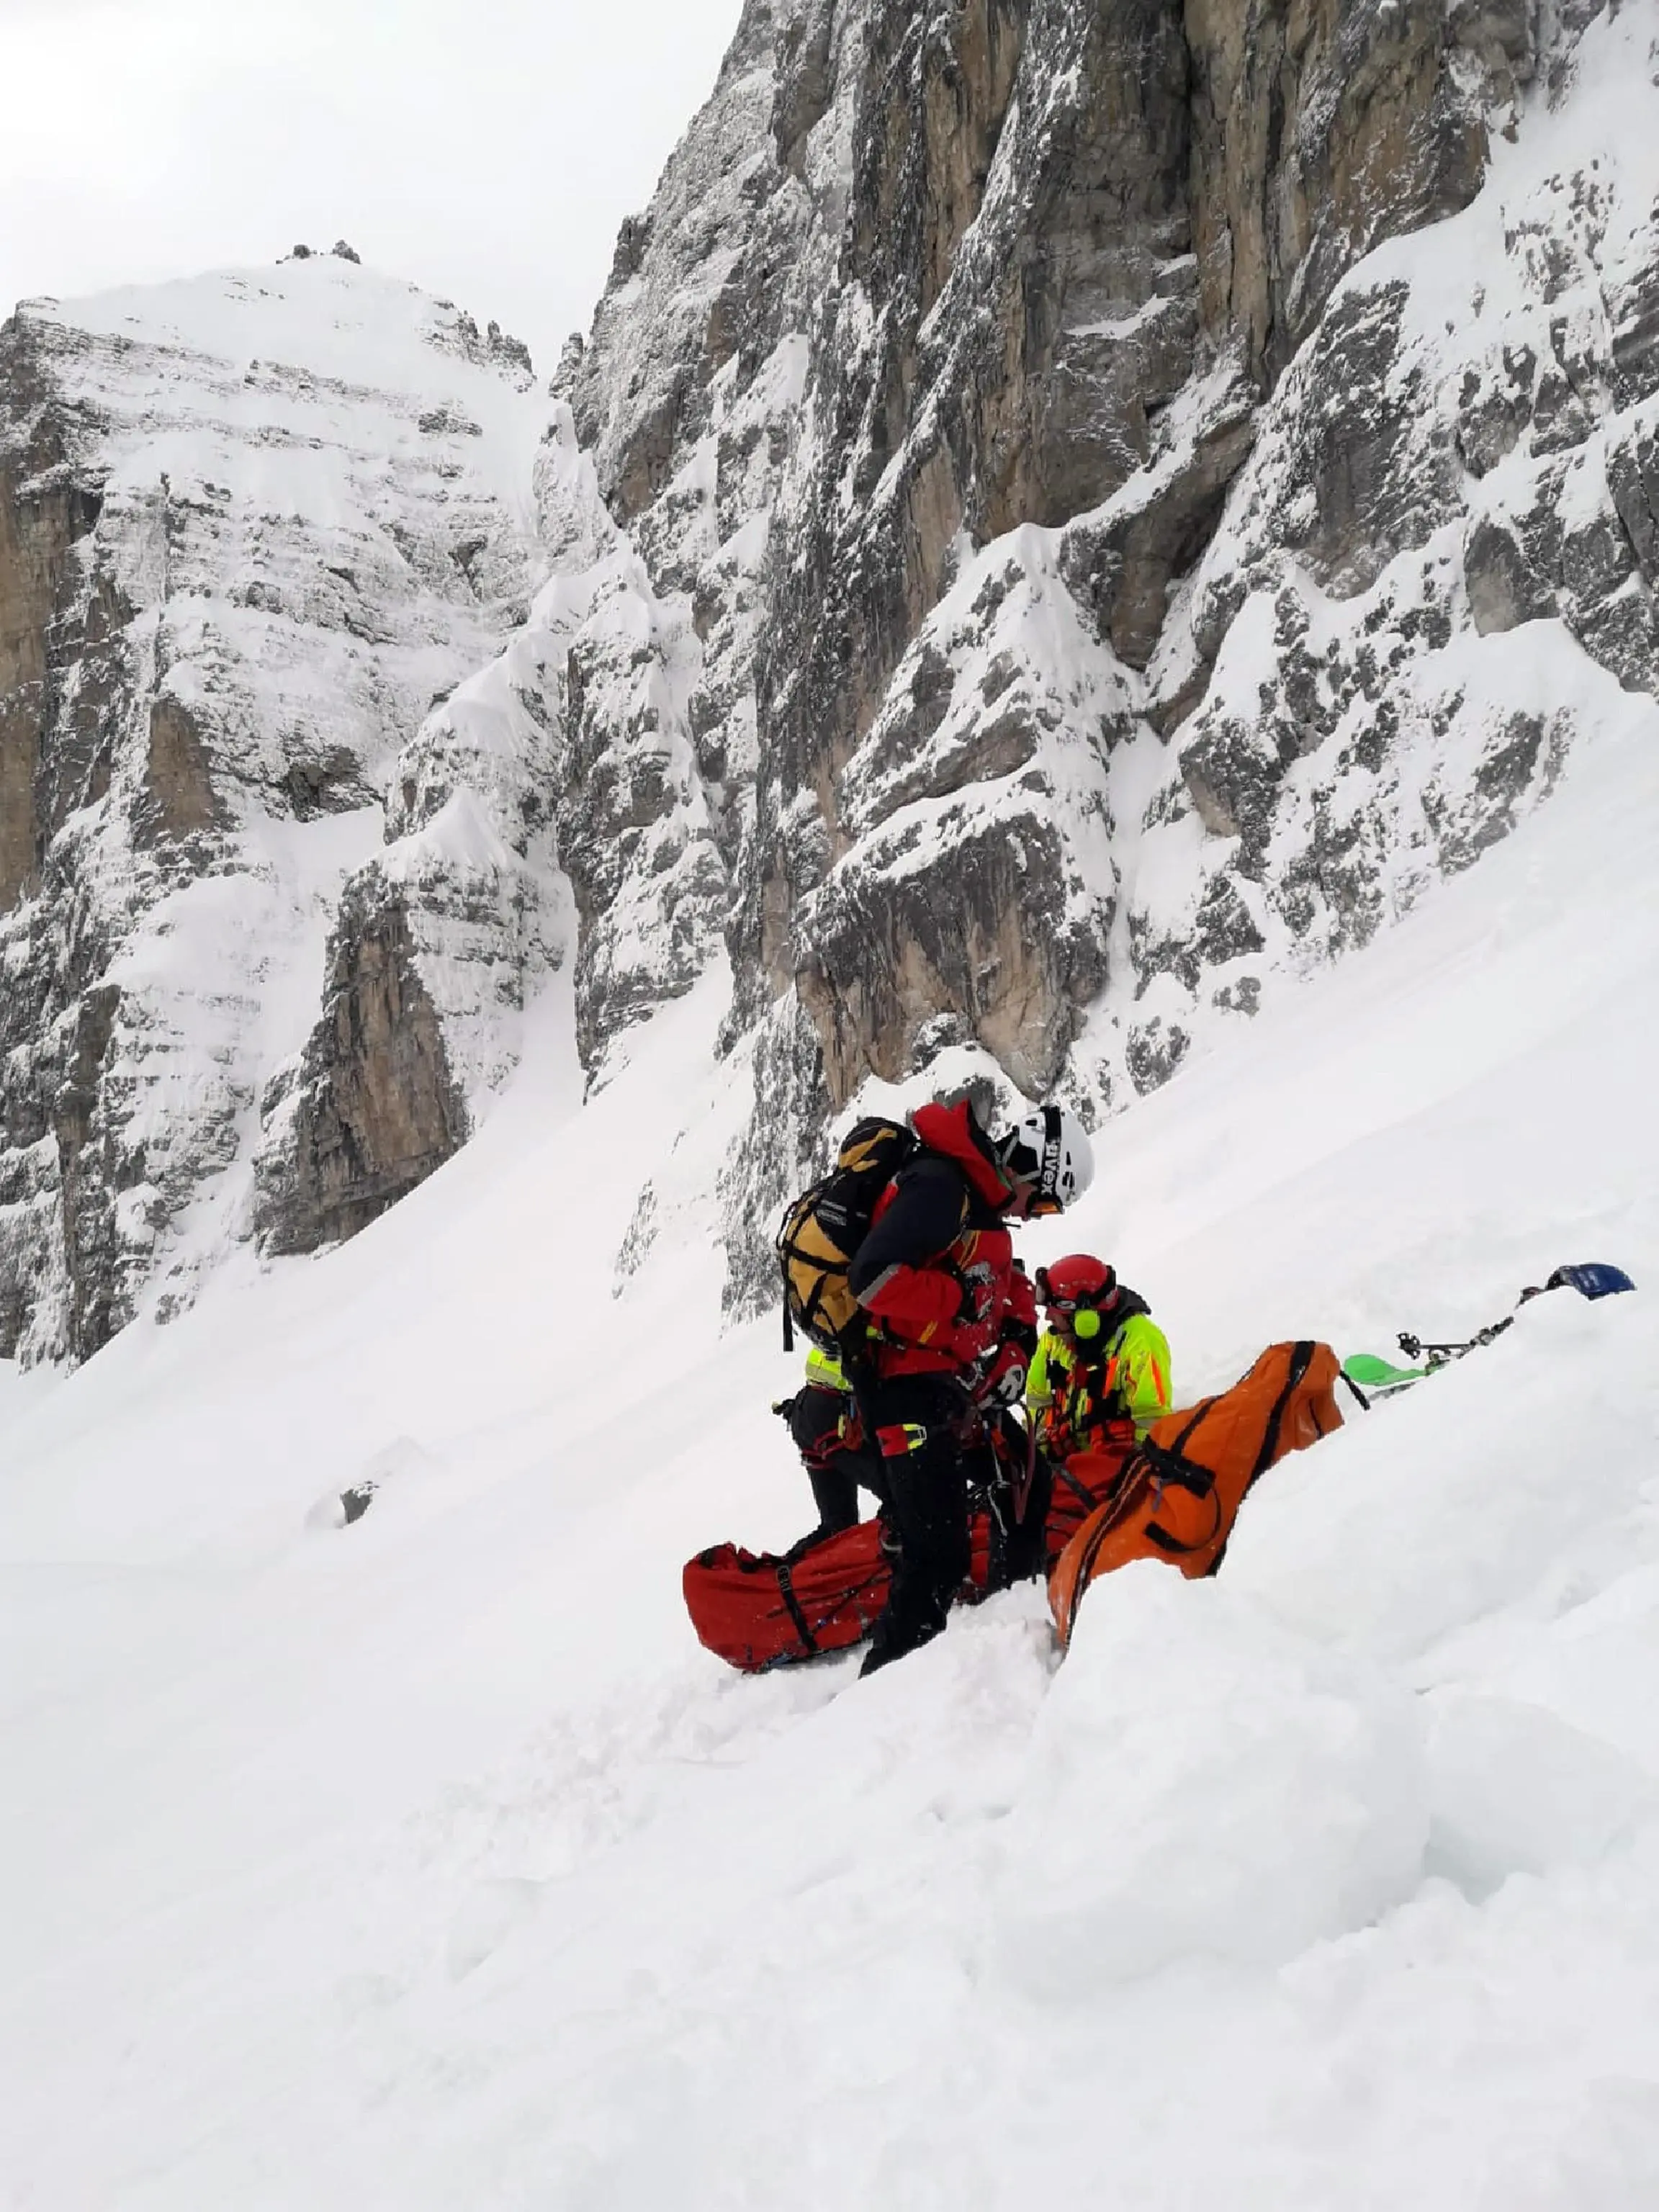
[255, 866, 469, 1255]
[1127, 5, 1659, 1070]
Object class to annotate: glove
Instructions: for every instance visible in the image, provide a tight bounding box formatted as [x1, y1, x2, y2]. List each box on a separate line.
[945, 1316, 997, 1367]
[977, 1342, 1028, 1406]
[961, 1260, 999, 1324]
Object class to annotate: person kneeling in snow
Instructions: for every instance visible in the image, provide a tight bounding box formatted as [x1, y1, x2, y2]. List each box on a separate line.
[1028, 1256, 1173, 1458]
[848, 1098, 1093, 1675]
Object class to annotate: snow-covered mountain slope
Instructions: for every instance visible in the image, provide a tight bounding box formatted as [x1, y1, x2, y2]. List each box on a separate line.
[2, 680, 1655, 2207]
[4, 1, 1653, 1373]
[0, 254, 555, 1362]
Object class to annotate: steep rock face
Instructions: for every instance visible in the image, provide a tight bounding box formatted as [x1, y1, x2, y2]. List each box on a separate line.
[0, 260, 553, 1360]
[551, 0, 835, 1064]
[1127, 6, 1659, 1070]
[1184, 0, 1533, 383]
[361, 0, 1629, 1323]
[255, 865, 469, 1256]
[0, 395, 107, 909]
[508, 0, 1560, 1310]
[737, 0, 1527, 1133]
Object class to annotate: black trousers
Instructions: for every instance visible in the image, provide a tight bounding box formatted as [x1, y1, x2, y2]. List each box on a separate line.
[967, 1408, 1051, 1588]
[860, 1373, 976, 1675]
[781, 1384, 886, 1535]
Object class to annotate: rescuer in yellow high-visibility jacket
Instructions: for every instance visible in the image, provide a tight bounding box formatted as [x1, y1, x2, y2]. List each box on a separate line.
[771, 1345, 881, 1537]
[1026, 1255, 1173, 1456]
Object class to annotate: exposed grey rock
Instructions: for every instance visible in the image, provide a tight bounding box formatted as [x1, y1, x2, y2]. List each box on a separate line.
[715, 994, 827, 1321]
[255, 867, 469, 1254]
[1125, 1015, 1190, 1092]
[1061, 367, 1259, 675]
[1185, 0, 1527, 384]
[465, 0, 1627, 1301]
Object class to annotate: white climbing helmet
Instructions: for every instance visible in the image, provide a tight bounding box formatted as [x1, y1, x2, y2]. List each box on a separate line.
[997, 1103, 1095, 1215]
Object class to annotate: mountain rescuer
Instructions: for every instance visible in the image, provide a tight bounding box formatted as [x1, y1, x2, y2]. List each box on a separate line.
[774, 1279, 1040, 1550]
[1027, 1255, 1172, 1459]
[847, 1097, 1094, 1673]
[772, 1343, 884, 1541]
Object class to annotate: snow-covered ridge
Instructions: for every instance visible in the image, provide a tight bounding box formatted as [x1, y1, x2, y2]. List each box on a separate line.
[30, 258, 540, 424]
[0, 256, 556, 1359]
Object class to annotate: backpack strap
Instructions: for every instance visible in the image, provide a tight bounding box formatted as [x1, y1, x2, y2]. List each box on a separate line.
[1137, 1437, 1216, 1498]
[1131, 1434, 1224, 1556]
[1056, 1455, 1154, 1647]
[1141, 1507, 1221, 1555]
[773, 1556, 819, 1656]
[1246, 1339, 1316, 1485]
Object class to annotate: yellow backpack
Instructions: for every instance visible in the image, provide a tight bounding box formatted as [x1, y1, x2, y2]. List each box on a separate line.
[776, 1117, 922, 1357]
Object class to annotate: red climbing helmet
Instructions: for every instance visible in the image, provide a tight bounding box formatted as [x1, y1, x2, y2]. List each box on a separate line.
[1035, 1254, 1118, 1314]
[1036, 1254, 1120, 1344]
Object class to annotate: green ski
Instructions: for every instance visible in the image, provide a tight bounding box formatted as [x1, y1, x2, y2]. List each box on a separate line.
[1341, 1262, 1633, 1404]
[1341, 1352, 1429, 1393]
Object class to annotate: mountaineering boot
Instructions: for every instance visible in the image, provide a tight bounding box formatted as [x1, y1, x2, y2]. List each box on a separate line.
[859, 1596, 948, 1676]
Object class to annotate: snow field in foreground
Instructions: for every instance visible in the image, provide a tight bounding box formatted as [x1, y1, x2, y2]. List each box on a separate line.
[2, 715, 1659, 2207]
[998, 1567, 1430, 1987]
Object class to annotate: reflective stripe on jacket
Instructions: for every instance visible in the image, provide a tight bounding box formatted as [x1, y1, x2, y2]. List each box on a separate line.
[804, 1345, 853, 1393]
[1027, 1312, 1173, 1446]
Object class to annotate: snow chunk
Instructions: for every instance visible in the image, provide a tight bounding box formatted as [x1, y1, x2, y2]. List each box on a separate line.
[995, 1567, 1428, 1987]
[1426, 1691, 1659, 1895]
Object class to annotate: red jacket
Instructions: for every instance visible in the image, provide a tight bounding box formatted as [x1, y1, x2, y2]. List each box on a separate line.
[848, 1101, 1028, 1380]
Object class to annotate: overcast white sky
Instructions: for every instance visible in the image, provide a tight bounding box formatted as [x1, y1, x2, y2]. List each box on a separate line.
[0, 0, 742, 379]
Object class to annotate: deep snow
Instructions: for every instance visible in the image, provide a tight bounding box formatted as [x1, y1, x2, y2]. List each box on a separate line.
[1, 644, 1656, 2207]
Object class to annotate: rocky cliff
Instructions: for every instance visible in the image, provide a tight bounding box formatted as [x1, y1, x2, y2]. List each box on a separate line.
[504, 0, 1652, 1310]
[3, 0, 1654, 1363]
[0, 256, 554, 1359]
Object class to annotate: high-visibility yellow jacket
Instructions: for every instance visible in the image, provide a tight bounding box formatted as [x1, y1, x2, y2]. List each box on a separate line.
[803, 1344, 853, 1394]
[1027, 1312, 1173, 1449]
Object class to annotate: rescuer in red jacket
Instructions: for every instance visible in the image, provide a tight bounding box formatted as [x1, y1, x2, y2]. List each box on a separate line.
[847, 1097, 1094, 1673]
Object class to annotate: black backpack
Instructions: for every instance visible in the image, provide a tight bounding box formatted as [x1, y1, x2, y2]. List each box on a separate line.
[776, 1118, 917, 1357]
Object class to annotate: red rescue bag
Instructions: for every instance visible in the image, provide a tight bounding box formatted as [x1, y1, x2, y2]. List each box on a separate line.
[685, 1515, 1003, 1672]
[684, 1523, 889, 1671]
